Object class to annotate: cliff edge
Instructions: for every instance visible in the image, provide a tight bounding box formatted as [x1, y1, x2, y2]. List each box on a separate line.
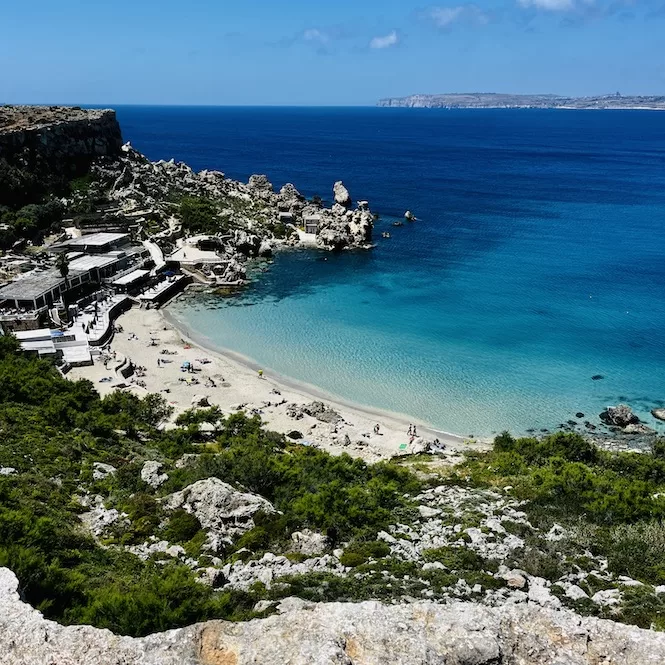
[2, 566, 665, 665]
[0, 105, 122, 200]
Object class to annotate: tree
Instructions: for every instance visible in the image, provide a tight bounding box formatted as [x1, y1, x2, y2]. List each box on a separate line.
[55, 253, 70, 296]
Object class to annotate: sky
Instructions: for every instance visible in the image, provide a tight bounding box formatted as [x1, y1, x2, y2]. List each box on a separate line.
[2, 0, 664, 105]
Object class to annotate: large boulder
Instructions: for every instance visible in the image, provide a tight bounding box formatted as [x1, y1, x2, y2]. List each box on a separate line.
[333, 180, 351, 207]
[141, 460, 168, 488]
[300, 401, 342, 424]
[279, 182, 304, 202]
[290, 529, 329, 556]
[248, 174, 273, 192]
[600, 404, 640, 428]
[4, 569, 665, 664]
[652, 408, 665, 422]
[162, 478, 275, 552]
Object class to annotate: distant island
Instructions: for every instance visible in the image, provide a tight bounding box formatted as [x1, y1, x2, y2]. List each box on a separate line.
[377, 92, 665, 110]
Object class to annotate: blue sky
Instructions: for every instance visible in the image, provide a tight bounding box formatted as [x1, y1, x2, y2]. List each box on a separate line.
[2, 0, 664, 105]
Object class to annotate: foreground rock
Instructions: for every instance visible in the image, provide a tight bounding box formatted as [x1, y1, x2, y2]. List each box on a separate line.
[2, 567, 665, 665]
[162, 478, 275, 552]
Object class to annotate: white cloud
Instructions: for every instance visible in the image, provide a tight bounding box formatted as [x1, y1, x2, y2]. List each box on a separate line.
[429, 6, 466, 26]
[427, 5, 491, 28]
[369, 30, 399, 49]
[303, 28, 329, 44]
[517, 0, 576, 10]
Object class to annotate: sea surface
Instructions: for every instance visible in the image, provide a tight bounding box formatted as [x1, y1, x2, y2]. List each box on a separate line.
[114, 106, 665, 437]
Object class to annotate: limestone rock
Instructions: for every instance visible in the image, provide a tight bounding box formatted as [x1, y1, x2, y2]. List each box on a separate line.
[527, 578, 562, 609]
[301, 401, 342, 424]
[600, 404, 639, 428]
[141, 460, 168, 488]
[248, 173, 273, 192]
[290, 529, 328, 556]
[4, 568, 665, 664]
[288, 401, 342, 424]
[592, 588, 622, 606]
[279, 182, 304, 202]
[333, 180, 351, 207]
[79, 499, 126, 538]
[92, 462, 117, 480]
[0, 467, 17, 476]
[652, 408, 665, 422]
[565, 584, 590, 601]
[502, 570, 527, 590]
[162, 478, 275, 552]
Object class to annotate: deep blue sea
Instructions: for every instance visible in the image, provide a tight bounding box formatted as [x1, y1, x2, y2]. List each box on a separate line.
[114, 106, 665, 437]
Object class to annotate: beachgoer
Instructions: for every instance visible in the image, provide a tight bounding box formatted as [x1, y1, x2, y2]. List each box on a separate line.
[408, 424, 413, 436]
[413, 425, 418, 437]
[258, 369, 264, 378]
[374, 423, 380, 435]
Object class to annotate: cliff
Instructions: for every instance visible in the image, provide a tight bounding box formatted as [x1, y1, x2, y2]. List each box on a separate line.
[1, 567, 664, 665]
[0, 106, 122, 204]
[377, 93, 665, 110]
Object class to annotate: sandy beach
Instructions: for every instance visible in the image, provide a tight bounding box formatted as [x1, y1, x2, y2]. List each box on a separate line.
[68, 303, 488, 462]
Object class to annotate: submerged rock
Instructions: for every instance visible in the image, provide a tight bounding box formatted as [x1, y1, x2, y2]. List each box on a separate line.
[652, 408, 665, 422]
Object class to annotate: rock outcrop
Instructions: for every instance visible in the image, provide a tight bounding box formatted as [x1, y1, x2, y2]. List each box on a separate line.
[600, 404, 640, 428]
[3, 566, 665, 665]
[162, 478, 275, 552]
[652, 408, 665, 422]
[0, 106, 122, 185]
[333, 180, 352, 207]
[141, 460, 168, 488]
[90, 141, 374, 253]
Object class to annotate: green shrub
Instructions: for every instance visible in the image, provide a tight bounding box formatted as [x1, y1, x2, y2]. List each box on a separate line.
[606, 522, 665, 585]
[162, 510, 202, 544]
[339, 540, 390, 567]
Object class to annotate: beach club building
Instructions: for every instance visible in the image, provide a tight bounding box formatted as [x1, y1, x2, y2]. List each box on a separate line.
[0, 269, 70, 311]
[48, 232, 131, 255]
[0, 232, 150, 313]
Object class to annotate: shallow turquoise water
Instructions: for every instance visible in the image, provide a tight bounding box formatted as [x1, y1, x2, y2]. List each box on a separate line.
[118, 106, 665, 436]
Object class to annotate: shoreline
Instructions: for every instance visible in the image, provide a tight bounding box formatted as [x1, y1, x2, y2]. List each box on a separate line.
[161, 304, 476, 448]
[67, 303, 487, 463]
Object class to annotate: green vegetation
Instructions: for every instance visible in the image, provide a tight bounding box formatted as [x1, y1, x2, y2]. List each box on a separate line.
[178, 196, 225, 235]
[3, 332, 665, 635]
[0, 336, 420, 636]
[0, 200, 65, 249]
[455, 430, 665, 627]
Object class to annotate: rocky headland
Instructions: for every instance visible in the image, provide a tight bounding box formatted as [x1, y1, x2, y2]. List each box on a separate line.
[377, 92, 665, 110]
[0, 105, 122, 188]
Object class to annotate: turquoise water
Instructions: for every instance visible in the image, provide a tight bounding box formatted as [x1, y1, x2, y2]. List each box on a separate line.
[117, 107, 665, 436]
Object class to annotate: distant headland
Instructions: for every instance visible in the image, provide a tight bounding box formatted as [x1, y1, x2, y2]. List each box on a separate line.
[377, 92, 665, 110]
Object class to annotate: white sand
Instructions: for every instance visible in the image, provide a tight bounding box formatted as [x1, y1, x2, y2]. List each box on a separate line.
[68, 305, 488, 462]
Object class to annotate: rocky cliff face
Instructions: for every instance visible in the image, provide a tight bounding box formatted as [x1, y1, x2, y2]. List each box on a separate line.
[2, 566, 665, 665]
[0, 106, 122, 181]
